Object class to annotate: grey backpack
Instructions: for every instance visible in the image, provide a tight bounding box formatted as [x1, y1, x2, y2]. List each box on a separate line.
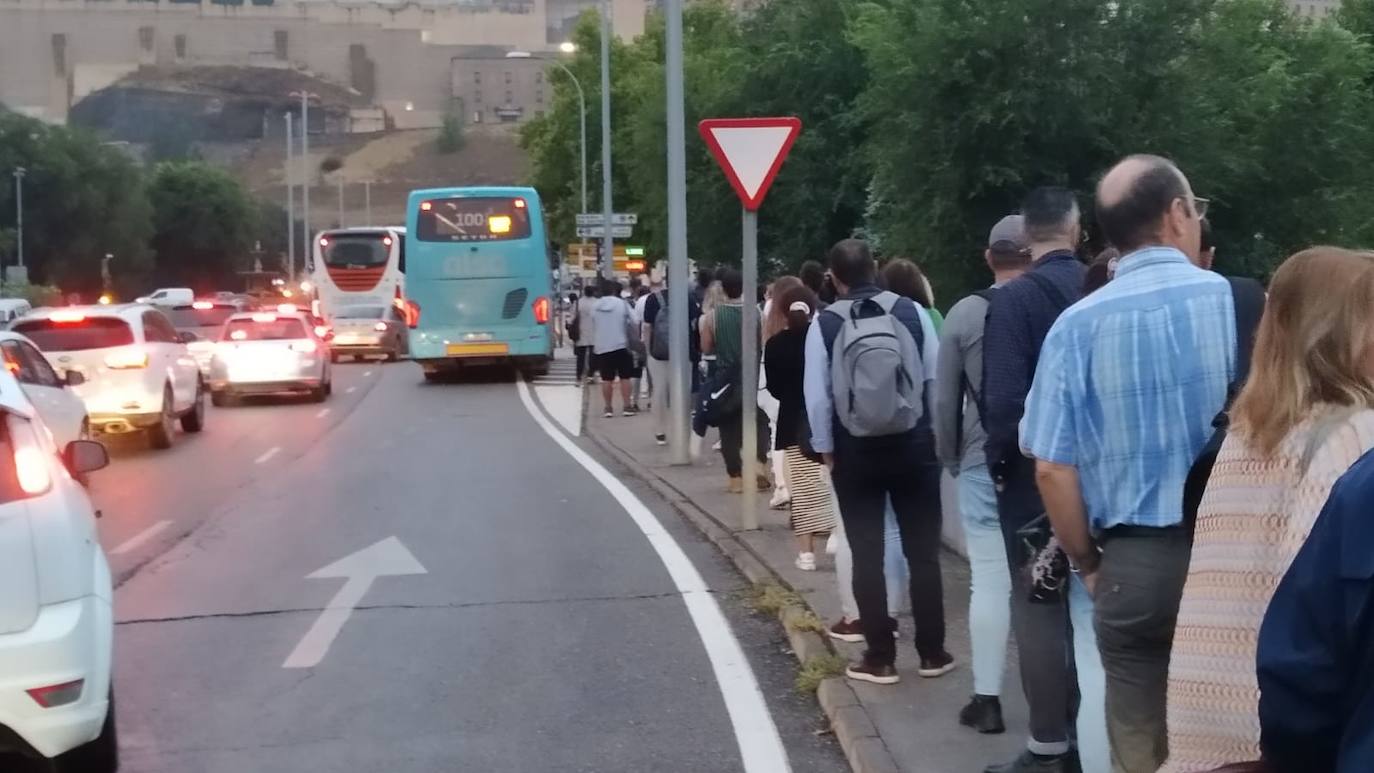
[828, 291, 924, 437]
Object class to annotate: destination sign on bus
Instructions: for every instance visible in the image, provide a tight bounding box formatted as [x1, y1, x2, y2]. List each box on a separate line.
[417, 197, 532, 243]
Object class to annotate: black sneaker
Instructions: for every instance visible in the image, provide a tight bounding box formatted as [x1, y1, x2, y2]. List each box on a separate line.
[918, 651, 957, 678]
[958, 694, 1005, 734]
[845, 657, 899, 685]
[983, 750, 1071, 773]
[622, 407, 639, 417]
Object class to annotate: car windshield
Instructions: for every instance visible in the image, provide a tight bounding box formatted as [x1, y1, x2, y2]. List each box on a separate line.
[12, 317, 135, 351]
[166, 306, 237, 329]
[335, 305, 387, 320]
[222, 317, 309, 341]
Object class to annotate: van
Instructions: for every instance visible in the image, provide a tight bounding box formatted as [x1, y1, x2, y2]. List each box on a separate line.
[0, 299, 33, 326]
[135, 288, 194, 307]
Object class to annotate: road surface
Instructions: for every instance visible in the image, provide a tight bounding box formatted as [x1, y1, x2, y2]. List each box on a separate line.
[49, 360, 845, 772]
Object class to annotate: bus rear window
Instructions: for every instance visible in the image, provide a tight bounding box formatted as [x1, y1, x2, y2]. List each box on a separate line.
[12, 318, 135, 351]
[416, 197, 532, 243]
[322, 234, 391, 268]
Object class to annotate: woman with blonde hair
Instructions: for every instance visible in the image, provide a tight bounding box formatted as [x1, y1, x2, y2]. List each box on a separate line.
[1162, 247, 1374, 772]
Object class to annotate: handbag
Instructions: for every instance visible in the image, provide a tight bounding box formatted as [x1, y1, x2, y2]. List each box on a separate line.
[1015, 513, 1069, 604]
[701, 362, 742, 428]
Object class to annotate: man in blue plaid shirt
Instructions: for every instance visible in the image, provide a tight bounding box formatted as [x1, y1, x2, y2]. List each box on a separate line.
[1021, 155, 1236, 773]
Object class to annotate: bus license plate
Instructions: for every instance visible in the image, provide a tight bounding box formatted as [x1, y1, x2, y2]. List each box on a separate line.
[446, 343, 509, 357]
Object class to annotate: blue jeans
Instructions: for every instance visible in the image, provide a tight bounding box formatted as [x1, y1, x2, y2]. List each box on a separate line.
[1071, 576, 1109, 773]
[958, 464, 1011, 697]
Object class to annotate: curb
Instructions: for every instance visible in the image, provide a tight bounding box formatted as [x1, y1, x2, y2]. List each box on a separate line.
[581, 414, 902, 773]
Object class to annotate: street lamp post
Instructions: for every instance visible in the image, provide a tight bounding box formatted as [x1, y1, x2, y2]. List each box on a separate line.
[284, 112, 295, 287]
[598, 0, 614, 280]
[290, 91, 319, 281]
[13, 167, 25, 277]
[505, 51, 586, 217]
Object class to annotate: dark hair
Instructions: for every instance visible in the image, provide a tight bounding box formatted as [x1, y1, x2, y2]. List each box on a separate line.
[777, 284, 818, 332]
[799, 261, 826, 293]
[635, 285, 649, 298]
[583, 283, 599, 299]
[827, 239, 875, 288]
[696, 268, 714, 288]
[1021, 186, 1080, 244]
[881, 259, 932, 308]
[1096, 155, 1188, 253]
[601, 278, 621, 297]
[720, 267, 744, 299]
[714, 265, 729, 283]
[568, 293, 579, 303]
[1200, 218, 1214, 252]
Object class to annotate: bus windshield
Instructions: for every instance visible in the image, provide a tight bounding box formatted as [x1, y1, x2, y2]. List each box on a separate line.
[322, 234, 391, 268]
[416, 197, 532, 243]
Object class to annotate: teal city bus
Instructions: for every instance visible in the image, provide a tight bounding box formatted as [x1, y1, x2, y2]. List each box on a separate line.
[404, 186, 555, 380]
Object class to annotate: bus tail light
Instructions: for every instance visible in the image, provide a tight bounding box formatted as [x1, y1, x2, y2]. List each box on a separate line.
[533, 296, 550, 325]
[104, 350, 149, 369]
[406, 301, 420, 329]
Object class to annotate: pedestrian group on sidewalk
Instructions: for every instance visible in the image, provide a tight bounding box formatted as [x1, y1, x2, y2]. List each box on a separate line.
[613, 152, 1374, 773]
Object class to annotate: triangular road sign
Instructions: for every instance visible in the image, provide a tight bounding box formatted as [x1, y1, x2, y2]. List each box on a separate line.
[698, 117, 802, 211]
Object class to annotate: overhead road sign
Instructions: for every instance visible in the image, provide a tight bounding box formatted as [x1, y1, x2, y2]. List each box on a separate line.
[576, 225, 633, 238]
[575, 213, 638, 226]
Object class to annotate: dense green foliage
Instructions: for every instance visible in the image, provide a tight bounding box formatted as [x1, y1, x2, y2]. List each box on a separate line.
[524, 0, 1374, 303]
[147, 161, 258, 289]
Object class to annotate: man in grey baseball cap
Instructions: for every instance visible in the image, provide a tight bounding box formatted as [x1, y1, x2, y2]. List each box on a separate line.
[930, 214, 1033, 742]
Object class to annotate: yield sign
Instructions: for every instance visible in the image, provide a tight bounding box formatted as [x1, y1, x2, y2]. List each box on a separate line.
[698, 117, 802, 211]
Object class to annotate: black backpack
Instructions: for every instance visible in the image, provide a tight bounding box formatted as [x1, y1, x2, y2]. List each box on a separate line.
[1181, 276, 1267, 536]
[649, 290, 670, 361]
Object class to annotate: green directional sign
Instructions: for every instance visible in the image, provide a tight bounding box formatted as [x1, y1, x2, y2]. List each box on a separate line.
[625, 246, 646, 257]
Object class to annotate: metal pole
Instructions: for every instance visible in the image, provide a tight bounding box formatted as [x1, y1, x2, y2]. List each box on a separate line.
[14, 167, 25, 270]
[664, 0, 690, 465]
[337, 177, 345, 227]
[364, 181, 372, 225]
[598, 0, 614, 279]
[300, 92, 310, 282]
[285, 112, 295, 282]
[740, 208, 759, 529]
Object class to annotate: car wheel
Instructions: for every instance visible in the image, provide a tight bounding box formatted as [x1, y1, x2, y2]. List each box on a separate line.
[147, 386, 175, 450]
[352, 355, 363, 363]
[210, 390, 232, 408]
[385, 348, 399, 363]
[308, 383, 328, 402]
[423, 369, 443, 384]
[181, 381, 206, 433]
[52, 691, 118, 773]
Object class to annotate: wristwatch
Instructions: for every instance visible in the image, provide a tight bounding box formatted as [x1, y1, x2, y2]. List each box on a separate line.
[1069, 547, 1102, 575]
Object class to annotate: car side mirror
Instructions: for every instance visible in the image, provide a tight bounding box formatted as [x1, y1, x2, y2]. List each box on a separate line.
[64, 370, 86, 387]
[63, 439, 109, 475]
[178, 331, 198, 344]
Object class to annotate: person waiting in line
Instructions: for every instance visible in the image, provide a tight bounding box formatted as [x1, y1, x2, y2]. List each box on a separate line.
[803, 238, 953, 686]
[1160, 248, 1374, 772]
[627, 283, 650, 413]
[1198, 217, 1216, 271]
[701, 268, 769, 493]
[764, 284, 835, 571]
[932, 215, 1032, 736]
[641, 272, 701, 447]
[981, 187, 1104, 773]
[1083, 247, 1119, 295]
[575, 284, 599, 383]
[762, 276, 803, 510]
[799, 260, 827, 308]
[882, 258, 944, 333]
[591, 279, 637, 418]
[1022, 156, 1232, 773]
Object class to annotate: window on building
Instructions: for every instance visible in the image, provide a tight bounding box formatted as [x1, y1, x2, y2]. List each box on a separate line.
[475, 90, 482, 104]
[474, 71, 481, 84]
[505, 90, 513, 103]
[505, 71, 513, 84]
[536, 72, 543, 84]
[536, 90, 544, 103]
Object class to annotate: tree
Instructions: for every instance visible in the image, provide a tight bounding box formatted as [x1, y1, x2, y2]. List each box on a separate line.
[0, 113, 154, 295]
[437, 113, 466, 154]
[147, 161, 258, 290]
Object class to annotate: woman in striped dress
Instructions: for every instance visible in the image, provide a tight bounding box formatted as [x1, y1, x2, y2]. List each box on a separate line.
[764, 284, 835, 571]
[1161, 247, 1374, 771]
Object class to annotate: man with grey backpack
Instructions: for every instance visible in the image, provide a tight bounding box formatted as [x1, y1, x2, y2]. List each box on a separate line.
[804, 238, 954, 685]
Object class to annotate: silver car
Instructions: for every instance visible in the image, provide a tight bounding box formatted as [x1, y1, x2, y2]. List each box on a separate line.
[208, 311, 333, 405]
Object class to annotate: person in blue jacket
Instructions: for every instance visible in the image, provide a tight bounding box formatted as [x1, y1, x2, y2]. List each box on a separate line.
[1258, 447, 1374, 773]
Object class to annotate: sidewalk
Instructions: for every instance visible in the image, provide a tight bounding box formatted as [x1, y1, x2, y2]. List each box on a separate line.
[586, 404, 1033, 773]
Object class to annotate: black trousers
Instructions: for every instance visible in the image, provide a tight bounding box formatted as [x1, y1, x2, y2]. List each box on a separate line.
[718, 408, 768, 477]
[831, 432, 945, 665]
[574, 345, 593, 380]
[995, 454, 1077, 749]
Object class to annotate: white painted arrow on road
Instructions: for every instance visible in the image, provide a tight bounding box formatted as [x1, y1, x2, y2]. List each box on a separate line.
[282, 536, 427, 669]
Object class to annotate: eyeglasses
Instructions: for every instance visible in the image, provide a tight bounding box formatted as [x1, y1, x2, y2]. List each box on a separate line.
[1190, 196, 1210, 220]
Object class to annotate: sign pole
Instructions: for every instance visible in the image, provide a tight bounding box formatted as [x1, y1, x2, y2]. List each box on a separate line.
[740, 207, 760, 530]
[598, 0, 614, 281]
[665, 0, 690, 465]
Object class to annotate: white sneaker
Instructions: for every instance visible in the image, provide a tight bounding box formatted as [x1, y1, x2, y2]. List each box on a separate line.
[603, 410, 614, 418]
[768, 490, 791, 510]
[795, 552, 816, 571]
[712, 439, 722, 451]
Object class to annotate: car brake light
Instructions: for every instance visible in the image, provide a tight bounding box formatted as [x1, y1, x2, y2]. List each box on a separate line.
[49, 311, 85, 323]
[290, 340, 317, 354]
[374, 321, 388, 332]
[10, 419, 51, 496]
[104, 351, 149, 369]
[26, 679, 83, 709]
[314, 325, 331, 338]
[192, 301, 214, 310]
[533, 296, 550, 324]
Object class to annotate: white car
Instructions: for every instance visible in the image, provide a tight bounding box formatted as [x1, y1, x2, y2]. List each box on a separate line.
[0, 367, 115, 771]
[12, 305, 206, 449]
[0, 332, 90, 449]
[209, 310, 333, 404]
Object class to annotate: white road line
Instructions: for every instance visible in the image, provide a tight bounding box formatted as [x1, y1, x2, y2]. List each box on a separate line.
[315, 408, 331, 419]
[363, 370, 372, 377]
[345, 386, 356, 394]
[515, 379, 791, 773]
[110, 520, 172, 556]
[255, 446, 281, 465]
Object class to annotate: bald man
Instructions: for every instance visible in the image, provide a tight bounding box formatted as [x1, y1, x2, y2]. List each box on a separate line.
[1018, 155, 1240, 772]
